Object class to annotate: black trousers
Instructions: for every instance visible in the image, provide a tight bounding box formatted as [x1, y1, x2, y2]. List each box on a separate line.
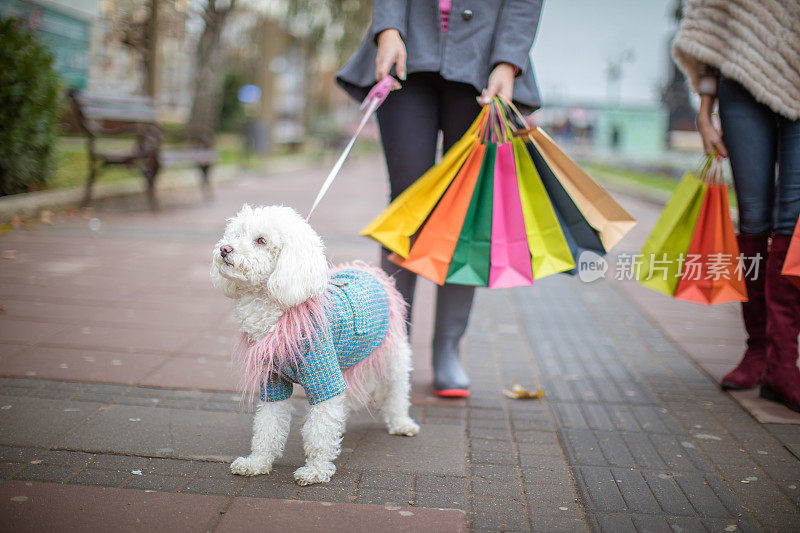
[375, 73, 481, 357]
[376, 72, 482, 201]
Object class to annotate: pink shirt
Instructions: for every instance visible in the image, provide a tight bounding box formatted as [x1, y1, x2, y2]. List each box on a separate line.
[440, 0, 451, 32]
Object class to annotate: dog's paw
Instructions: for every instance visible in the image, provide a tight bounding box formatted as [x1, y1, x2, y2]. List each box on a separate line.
[294, 463, 335, 486]
[388, 419, 420, 436]
[231, 455, 271, 476]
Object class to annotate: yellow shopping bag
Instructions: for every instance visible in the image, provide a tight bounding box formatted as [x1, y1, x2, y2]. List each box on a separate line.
[512, 137, 575, 278]
[361, 107, 488, 258]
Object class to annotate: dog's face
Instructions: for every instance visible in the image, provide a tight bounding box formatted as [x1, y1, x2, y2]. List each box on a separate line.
[211, 204, 328, 307]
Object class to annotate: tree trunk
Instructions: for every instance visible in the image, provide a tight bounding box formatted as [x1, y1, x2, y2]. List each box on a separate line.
[188, 0, 236, 132]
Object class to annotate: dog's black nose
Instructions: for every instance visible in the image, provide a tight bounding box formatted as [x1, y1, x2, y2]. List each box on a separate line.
[220, 245, 233, 257]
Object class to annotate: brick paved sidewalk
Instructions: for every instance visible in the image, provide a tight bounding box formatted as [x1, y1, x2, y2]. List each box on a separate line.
[1, 156, 799, 531]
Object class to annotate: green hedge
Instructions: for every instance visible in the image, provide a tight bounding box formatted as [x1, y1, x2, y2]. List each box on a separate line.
[0, 16, 62, 196]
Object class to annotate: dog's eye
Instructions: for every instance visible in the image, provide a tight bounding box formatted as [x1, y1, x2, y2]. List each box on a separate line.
[255, 237, 267, 246]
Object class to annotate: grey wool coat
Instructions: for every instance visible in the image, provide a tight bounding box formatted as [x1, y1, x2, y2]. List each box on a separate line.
[336, 0, 545, 114]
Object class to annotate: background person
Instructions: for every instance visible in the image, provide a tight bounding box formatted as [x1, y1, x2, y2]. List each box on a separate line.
[673, 0, 800, 410]
[337, 0, 544, 397]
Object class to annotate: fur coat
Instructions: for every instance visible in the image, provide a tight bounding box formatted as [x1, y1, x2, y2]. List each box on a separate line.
[672, 0, 800, 120]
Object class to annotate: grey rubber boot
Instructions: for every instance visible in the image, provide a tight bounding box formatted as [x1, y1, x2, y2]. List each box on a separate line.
[380, 248, 418, 328]
[432, 283, 475, 396]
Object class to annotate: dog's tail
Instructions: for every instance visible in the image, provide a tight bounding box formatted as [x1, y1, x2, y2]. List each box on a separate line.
[336, 261, 408, 408]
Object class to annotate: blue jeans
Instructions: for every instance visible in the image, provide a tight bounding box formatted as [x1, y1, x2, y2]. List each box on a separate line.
[718, 77, 800, 235]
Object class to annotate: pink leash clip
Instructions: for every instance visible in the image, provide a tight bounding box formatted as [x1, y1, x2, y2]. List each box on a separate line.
[306, 77, 400, 221]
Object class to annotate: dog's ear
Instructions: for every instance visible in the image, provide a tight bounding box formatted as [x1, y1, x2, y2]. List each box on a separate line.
[267, 222, 329, 308]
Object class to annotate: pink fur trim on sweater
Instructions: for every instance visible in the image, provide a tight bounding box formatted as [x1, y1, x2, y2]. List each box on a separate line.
[234, 294, 329, 404]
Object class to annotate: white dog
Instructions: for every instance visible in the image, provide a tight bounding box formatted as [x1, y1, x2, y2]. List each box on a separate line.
[211, 204, 419, 486]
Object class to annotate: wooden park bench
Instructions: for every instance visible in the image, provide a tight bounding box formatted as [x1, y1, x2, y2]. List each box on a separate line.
[67, 89, 217, 210]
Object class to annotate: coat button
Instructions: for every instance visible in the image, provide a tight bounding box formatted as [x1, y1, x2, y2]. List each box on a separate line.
[462, 9, 473, 20]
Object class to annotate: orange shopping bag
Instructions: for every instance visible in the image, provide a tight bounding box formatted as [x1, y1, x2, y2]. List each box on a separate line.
[399, 144, 487, 284]
[782, 215, 800, 290]
[673, 184, 747, 304]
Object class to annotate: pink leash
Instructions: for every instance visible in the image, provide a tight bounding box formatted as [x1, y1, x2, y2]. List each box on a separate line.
[306, 77, 398, 221]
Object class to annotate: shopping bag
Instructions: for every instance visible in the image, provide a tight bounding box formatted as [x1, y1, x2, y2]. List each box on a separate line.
[398, 144, 487, 284]
[673, 184, 747, 304]
[782, 215, 800, 290]
[489, 141, 534, 288]
[361, 107, 488, 257]
[637, 172, 707, 296]
[528, 128, 637, 250]
[445, 143, 496, 286]
[526, 140, 606, 266]
[512, 136, 575, 278]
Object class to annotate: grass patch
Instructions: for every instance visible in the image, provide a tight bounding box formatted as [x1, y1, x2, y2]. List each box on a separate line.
[583, 162, 738, 208]
[582, 163, 678, 194]
[41, 134, 305, 192]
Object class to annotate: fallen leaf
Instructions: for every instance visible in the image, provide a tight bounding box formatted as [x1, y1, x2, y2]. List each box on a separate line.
[503, 384, 545, 400]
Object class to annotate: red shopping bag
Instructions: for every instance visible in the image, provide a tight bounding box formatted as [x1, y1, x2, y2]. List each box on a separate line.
[782, 215, 800, 289]
[673, 184, 747, 304]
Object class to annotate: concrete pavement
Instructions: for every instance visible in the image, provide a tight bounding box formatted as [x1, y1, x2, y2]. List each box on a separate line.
[1, 155, 799, 531]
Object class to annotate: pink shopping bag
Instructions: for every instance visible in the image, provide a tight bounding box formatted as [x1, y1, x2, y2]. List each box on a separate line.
[489, 141, 534, 288]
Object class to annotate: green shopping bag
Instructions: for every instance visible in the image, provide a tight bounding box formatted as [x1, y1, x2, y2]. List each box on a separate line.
[637, 172, 708, 295]
[445, 143, 496, 286]
[512, 137, 575, 278]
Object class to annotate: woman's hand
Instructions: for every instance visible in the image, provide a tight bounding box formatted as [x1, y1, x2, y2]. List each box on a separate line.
[478, 63, 516, 105]
[697, 94, 728, 158]
[375, 29, 406, 81]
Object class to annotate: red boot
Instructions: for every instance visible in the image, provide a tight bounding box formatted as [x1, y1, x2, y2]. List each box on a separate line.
[759, 235, 800, 412]
[721, 234, 769, 390]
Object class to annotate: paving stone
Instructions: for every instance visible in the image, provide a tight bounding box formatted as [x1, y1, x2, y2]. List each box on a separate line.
[143, 458, 198, 477]
[0, 479, 227, 531]
[14, 464, 79, 483]
[356, 488, 411, 505]
[700, 518, 761, 533]
[468, 426, 511, 441]
[514, 430, 560, 445]
[217, 497, 467, 532]
[529, 513, 589, 532]
[576, 467, 626, 512]
[673, 472, 742, 518]
[0, 396, 103, 448]
[413, 490, 466, 510]
[0, 462, 24, 479]
[0, 445, 43, 463]
[194, 460, 236, 479]
[70, 468, 131, 488]
[470, 464, 523, 499]
[471, 496, 529, 531]
[40, 450, 94, 468]
[519, 454, 567, 469]
[182, 477, 242, 495]
[359, 471, 411, 491]
[414, 474, 467, 494]
[339, 422, 466, 476]
[640, 471, 695, 517]
[89, 454, 150, 472]
[469, 438, 514, 453]
[57, 404, 252, 461]
[123, 474, 189, 492]
[239, 479, 297, 500]
[155, 399, 204, 410]
[469, 450, 517, 466]
[521, 466, 573, 487]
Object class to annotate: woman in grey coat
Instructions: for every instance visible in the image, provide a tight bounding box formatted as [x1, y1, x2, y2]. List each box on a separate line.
[337, 0, 544, 397]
